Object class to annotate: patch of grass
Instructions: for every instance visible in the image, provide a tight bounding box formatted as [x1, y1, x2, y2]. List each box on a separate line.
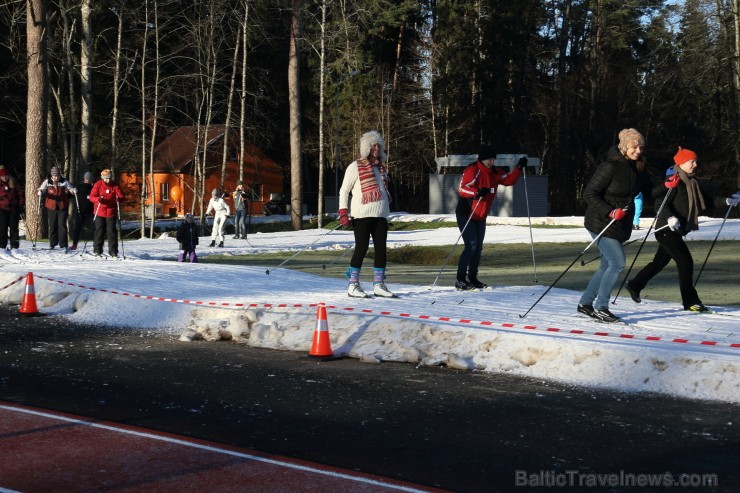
[204, 240, 740, 307]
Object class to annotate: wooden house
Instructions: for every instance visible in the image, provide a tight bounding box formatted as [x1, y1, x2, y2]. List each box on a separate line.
[118, 125, 284, 218]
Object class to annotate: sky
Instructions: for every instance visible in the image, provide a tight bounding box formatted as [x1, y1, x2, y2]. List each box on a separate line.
[1, 213, 739, 404]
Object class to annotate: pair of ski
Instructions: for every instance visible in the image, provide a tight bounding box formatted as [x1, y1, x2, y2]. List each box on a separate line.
[455, 286, 493, 293]
[80, 251, 122, 260]
[349, 293, 399, 299]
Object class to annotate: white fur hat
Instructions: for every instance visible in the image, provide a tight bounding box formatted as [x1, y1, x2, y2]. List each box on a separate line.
[359, 130, 387, 161]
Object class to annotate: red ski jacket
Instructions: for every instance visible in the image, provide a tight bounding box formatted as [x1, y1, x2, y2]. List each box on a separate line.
[90, 179, 125, 218]
[458, 161, 521, 220]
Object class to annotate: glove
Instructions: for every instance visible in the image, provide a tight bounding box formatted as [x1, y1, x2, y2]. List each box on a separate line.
[476, 188, 491, 198]
[664, 174, 680, 189]
[726, 192, 740, 207]
[667, 216, 680, 231]
[338, 208, 351, 227]
[70, 188, 77, 194]
[37, 190, 42, 196]
[608, 208, 626, 221]
[516, 156, 528, 169]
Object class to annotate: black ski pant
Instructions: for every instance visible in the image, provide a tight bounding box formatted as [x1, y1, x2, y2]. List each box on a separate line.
[47, 208, 69, 249]
[72, 212, 93, 246]
[349, 217, 387, 269]
[94, 215, 119, 256]
[629, 229, 701, 309]
[0, 209, 17, 248]
[456, 216, 486, 281]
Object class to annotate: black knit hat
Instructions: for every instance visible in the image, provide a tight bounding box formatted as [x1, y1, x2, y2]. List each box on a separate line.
[477, 144, 495, 162]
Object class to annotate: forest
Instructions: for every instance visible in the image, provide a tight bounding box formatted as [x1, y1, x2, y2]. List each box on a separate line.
[1, 0, 739, 233]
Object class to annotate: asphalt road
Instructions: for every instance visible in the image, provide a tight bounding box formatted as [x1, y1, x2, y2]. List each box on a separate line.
[1, 304, 738, 492]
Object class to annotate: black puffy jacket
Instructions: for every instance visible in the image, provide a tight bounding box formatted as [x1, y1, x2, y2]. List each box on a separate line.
[583, 146, 644, 243]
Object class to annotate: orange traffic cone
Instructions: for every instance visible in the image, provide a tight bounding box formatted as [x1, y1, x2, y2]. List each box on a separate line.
[309, 303, 334, 357]
[19, 272, 41, 317]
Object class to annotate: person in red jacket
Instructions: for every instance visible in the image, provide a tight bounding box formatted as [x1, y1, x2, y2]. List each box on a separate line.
[454, 145, 526, 290]
[36, 166, 77, 251]
[0, 166, 24, 250]
[89, 169, 125, 257]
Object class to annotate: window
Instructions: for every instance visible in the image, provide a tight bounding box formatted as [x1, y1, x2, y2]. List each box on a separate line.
[160, 182, 170, 202]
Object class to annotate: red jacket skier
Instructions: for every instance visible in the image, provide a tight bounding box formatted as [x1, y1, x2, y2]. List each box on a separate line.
[454, 145, 526, 290]
[89, 169, 125, 257]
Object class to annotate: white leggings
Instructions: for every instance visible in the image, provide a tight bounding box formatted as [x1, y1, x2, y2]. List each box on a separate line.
[211, 213, 227, 242]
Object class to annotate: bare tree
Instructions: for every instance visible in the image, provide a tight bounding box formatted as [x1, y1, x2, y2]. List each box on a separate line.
[289, 0, 303, 231]
[26, 0, 48, 241]
[78, 0, 92, 179]
[317, 0, 327, 227]
[147, 0, 162, 239]
[139, 0, 151, 237]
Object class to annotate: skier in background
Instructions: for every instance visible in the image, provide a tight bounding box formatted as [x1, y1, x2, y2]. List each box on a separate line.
[176, 213, 199, 262]
[0, 166, 24, 250]
[37, 166, 77, 251]
[206, 188, 230, 248]
[89, 168, 125, 257]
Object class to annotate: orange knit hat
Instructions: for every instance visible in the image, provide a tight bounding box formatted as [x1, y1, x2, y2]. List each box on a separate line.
[673, 147, 698, 165]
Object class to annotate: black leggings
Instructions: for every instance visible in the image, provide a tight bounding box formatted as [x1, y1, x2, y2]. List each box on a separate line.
[630, 229, 701, 309]
[350, 217, 388, 269]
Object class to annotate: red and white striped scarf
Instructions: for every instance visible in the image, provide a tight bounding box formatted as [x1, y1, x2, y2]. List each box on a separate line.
[356, 157, 389, 204]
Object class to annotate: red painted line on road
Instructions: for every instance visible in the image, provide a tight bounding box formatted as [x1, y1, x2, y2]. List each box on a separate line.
[0, 403, 443, 493]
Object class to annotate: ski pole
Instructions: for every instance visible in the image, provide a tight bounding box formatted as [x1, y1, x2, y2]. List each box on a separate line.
[265, 223, 343, 275]
[694, 201, 735, 287]
[18, 211, 26, 249]
[85, 201, 101, 254]
[519, 215, 621, 318]
[31, 194, 43, 250]
[322, 246, 354, 269]
[580, 224, 670, 266]
[612, 189, 673, 304]
[520, 162, 538, 282]
[429, 200, 482, 289]
[116, 198, 125, 259]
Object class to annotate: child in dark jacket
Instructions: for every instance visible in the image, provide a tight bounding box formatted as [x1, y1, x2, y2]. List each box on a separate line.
[176, 213, 199, 263]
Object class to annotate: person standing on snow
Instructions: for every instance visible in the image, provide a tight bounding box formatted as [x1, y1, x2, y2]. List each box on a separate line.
[0, 166, 24, 250]
[176, 213, 199, 262]
[70, 171, 95, 251]
[206, 188, 230, 247]
[37, 166, 77, 251]
[626, 147, 740, 312]
[338, 130, 395, 298]
[578, 128, 649, 323]
[89, 169, 125, 257]
[232, 181, 248, 239]
[454, 145, 526, 291]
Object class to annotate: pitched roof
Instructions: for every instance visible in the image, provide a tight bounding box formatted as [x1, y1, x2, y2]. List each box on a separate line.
[152, 125, 228, 173]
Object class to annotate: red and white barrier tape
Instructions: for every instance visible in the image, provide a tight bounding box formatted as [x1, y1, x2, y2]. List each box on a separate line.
[0, 275, 26, 292]
[31, 273, 740, 350]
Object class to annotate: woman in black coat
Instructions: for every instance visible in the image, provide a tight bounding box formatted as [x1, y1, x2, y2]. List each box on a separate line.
[578, 128, 649, 323]
[176, 213, 199, 263]
[626, 147, 739, 312]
